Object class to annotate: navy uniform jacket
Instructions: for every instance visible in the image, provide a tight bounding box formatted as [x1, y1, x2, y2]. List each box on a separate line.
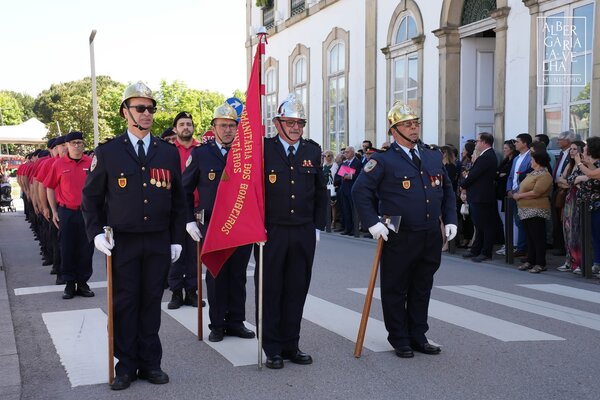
[82, 132, 186, 244]
[263, 136, 328, 229]
[460, 148, 498, 203]
[181, 141, 226, 234]
[352, 142, 457, 231]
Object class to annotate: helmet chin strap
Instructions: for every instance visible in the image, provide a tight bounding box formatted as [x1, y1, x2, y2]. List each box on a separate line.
[392, 126, 419, 145]
[126, 106, 150, 131]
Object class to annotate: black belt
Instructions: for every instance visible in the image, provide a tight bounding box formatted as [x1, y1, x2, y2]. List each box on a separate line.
[58, 203, 81, 211]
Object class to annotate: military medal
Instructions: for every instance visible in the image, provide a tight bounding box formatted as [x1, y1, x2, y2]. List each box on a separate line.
[166, 170, 171, 190]
[430, 176, 436, 187]
[435, 177, 441, 186]
[150, 169, 156, 185]
[156, 169, 162, 187]
[161, 169, 167, 187]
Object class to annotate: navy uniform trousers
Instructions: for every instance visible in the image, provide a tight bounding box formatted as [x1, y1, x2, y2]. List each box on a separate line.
[207, 244, 252, 330]
[57, 206, 93, 283]
[381, 226, 442, 348]
[254, 223, 316, 357]
[112, 230, 170, 376]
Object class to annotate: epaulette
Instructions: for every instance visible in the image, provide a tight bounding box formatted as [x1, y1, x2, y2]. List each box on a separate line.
[304, 138, 321, 148]
[420, 143, 434, 150]
[99, 137, 114, 146]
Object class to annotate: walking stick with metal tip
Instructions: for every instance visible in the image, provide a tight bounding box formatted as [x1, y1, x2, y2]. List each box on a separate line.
[196, 211, 204, 341]
[257, 241, 265, 368]
[104, 226, 115, 383]
[354, 216, 400, 358]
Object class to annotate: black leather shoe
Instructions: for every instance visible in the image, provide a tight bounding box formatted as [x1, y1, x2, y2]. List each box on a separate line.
[281, 349, 312, 365]
[62, 282, 76, 299]
[394, 346, 414, 358]
[42, 259, 53, 266]
[168, 290, 184, 310]
[462, 252, 477, 258]
[138, 369, 169, 384]
[208, 327, 225, 342]
[410, 342, 441, 355]
[340, 231, 353, 236]
[76, 282, 95, 297]
[183, 290, 198, 307]
[202, 300, 206, 307]
[471, 254, 491, 263]
[50, 266, 57, 275]
[265, 355, 284, 369]
[513, 250, 527, 257]
[110, 374, 136, 390]
[226, 326, 255, 339]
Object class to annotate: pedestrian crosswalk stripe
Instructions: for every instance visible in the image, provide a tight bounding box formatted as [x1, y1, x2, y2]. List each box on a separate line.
[350, 288, 563, 342]
[438, 285, 600, 332]
[302, 294, 393, 352]
[518, 284, 600, 304]
[42, 308, 113, 387]
[15, 270, 255, 296]
[161, 303, 263, 366]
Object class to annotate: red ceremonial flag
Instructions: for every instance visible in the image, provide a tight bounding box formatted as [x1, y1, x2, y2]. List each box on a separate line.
[201, 39, 267, 278]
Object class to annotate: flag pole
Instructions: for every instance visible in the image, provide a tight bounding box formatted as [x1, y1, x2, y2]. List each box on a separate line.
[89, 30, 99, 148]
[196, 213, 203, 341]
[257, 26, 267, 370]
[103, 226, 114, 384]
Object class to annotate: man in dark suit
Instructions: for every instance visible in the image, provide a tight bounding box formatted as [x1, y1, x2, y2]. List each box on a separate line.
[460, 132, 499, 262]
[82, 81, 186, 390]
[337, 146, 362, 235]
[258, 94, 328, 369]
[182, 102, 255, 343]
[551, 130, 574, 256]
[352, 102, 457, 359]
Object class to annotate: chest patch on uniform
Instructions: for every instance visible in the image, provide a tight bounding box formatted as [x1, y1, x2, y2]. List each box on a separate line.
[363, 159, 377, 173]
[185, 154, 192, 169]
[118, 177, 127, 188]
[269, 173, 277, 184]
[90, 155, 97, 172]
[208, 171, 216, 181]
[402, 180, 410, 190]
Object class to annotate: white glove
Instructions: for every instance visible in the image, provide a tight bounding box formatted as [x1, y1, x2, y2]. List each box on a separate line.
[170, 244, 182, 263]
[94, 233, 114, 256]
[316, 229, 320, 242]
[368, 222, 389, 241]
[186, 221, 202, 242]
[445, 224, 458, 241]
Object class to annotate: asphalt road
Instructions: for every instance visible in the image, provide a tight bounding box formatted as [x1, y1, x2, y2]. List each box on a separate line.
[1, 209, 599, 400]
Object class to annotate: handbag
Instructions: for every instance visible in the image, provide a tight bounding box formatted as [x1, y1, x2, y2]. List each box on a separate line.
[555, 188, 568, 208]
[460, 203, 469, 216]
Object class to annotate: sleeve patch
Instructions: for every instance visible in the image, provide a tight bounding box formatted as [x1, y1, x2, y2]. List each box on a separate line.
[90, 155, 97, 172]
[364, 159, 378, 173]
[185, 154, 192, 169]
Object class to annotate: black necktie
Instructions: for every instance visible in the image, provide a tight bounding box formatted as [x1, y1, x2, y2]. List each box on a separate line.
[288, 146, 295, 163]
[137, 139, 146, 164]
[410, 148, 421, 169]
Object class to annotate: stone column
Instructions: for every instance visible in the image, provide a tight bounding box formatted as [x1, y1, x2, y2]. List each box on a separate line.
[433, 27, 461, 146]
[490, 6, 511, 150]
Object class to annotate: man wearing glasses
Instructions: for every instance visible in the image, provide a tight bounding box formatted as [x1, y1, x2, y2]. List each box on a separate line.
[183, 102, 255, 342]
[353, 102, 457, 359]
[82, 81, 186, 390]
[45, 131, 94, 300]
[258, 94, 328, 369]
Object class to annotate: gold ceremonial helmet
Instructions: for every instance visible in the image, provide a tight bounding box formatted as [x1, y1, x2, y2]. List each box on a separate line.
[119, 81, 156, 117]
[387, 101, 418, 127]
[211, 102, 238, 124]
[274, 93, 306, 121]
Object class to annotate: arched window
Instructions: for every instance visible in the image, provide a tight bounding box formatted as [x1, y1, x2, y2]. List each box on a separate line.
[293, 56, 308, 133]
[265, 67, 278, 138]
[327, 42, 346, 151]
[382, 3, 424, 118]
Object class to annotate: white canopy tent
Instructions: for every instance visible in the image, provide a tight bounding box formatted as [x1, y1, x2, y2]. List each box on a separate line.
[0, 118, 48, 145]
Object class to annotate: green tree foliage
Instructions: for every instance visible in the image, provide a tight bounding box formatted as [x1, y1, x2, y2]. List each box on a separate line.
[33, 76, 125, 145]
[0, 92, 24, 125]
[153, 80, 226, 137]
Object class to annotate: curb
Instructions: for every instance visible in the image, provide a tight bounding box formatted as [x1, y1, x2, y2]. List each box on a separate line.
[0, 249, 22, 400]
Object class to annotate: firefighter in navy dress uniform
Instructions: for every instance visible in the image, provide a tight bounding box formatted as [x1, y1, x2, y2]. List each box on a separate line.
[82, 81, 186, 390]
[183, 102, 255, 342]
[352, 102, 457, 359]
[257, 94, 328, 369]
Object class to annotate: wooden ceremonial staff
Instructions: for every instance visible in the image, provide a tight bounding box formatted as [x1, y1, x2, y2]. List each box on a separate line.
[104, 226, 115, 383]
[196, 212, 203, 341]
[354, 216, 398, 358]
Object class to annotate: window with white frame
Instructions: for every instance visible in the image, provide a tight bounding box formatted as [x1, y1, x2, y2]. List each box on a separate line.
[326, 42, 346, 152]
[292, 56, 308, 134]
[265, 68, 277, 138]
[539, 0, 594, 144]
[391, 14, 420, 114]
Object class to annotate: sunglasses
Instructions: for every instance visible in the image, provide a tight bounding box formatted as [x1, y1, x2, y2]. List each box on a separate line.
[128, 105, 157, 114]
[281, 120, 306, 128]
[398, 120, 421, 127]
